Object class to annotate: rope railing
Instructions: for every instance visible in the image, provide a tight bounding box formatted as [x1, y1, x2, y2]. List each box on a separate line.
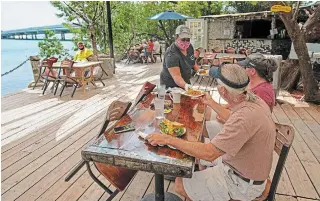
[1, 58, 30, 77]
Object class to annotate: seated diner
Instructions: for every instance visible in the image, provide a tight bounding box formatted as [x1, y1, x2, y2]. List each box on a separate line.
[146, 64, 276, 201]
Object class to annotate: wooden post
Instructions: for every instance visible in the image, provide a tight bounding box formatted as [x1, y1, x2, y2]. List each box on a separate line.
[106, 1, 115, 74]
[28, 55, 42, 88]
[271, 16, 276, 39]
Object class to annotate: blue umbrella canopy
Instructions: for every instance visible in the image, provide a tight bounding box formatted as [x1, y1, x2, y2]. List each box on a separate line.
[147, 10, 192, 20]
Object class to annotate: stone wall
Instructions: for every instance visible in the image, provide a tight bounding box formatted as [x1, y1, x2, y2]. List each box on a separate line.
[225, 39, 272, 54]
[207, 18, 236, 49]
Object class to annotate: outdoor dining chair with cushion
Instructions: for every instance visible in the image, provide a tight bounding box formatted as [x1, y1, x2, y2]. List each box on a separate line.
[230, 123, 294, 201]
[86, 55, 109, 86]
[54, 58, 79, 98]
[64, 101, 133, 201]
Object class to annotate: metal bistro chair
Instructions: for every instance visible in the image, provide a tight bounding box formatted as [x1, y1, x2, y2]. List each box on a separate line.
[64, 101, 133, 200]
[55, 58, 79, 98]
[33, 58, 53, 90]
[231, 123, 294, 201]
[40, 57, 59, 95]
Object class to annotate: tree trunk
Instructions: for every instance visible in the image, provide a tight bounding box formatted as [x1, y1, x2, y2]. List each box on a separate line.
[279, 11, 320, 103]
[89, 24, 98, 55]
[280, 60, 301, 91]
[290, 24, 319, 101]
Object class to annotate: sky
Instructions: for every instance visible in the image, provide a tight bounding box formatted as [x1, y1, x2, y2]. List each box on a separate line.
[1, 1, 64, 31]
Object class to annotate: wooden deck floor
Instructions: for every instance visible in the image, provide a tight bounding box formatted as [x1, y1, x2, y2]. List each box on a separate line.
[1, 62, 320, 201]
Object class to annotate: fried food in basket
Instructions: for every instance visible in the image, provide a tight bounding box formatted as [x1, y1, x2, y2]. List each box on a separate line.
[199, 70, 208, 75]
[185, 89, 204, 96]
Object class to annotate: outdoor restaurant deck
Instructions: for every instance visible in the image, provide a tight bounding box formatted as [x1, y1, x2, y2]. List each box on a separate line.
[1, 62, 320, 201]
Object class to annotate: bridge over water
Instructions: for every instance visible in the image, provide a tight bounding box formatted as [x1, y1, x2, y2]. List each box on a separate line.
[1, 24, 78, 40]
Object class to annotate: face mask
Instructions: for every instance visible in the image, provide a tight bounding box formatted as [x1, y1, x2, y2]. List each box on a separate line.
[79, 47, 84, 50]
[176, 40, 190, 51]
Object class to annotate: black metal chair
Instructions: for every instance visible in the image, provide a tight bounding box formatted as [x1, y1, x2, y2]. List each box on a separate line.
[64, 100, 132, 180]
[55, 58, 79, 98]
[35, 58, 59, 95]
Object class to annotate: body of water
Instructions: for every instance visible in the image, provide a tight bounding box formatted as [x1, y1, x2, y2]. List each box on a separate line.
[1, 39, 75, 96]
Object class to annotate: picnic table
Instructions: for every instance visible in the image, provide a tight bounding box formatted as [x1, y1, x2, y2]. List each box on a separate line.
[52, 61, 103, 95]
[82, 93, 206, 201]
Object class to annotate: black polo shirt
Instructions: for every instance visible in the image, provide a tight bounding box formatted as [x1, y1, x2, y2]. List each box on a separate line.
[160, 43, 195, 88]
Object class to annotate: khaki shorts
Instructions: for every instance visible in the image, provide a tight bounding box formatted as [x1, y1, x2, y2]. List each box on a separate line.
[183, 158, 266, 201]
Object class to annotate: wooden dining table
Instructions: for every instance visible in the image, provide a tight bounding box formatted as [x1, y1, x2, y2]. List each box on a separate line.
[82, 92, 206, 201]
[52, 61, 103, 95]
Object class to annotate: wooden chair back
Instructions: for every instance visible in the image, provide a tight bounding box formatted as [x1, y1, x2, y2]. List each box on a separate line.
[60, 58, 74, 77]
[94, 100, 136, 191]
[266, 123, 294, 201]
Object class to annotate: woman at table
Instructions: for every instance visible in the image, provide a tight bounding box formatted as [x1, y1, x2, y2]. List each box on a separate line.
[160, 25, 200, 90]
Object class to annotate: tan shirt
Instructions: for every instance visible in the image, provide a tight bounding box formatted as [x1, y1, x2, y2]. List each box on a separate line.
[211, 97, 276, 181]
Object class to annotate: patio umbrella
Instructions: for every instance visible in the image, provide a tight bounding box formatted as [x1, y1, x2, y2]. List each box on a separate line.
[146, 10, 192, 47]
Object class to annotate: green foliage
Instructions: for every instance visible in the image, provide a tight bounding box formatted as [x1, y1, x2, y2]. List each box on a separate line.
[51, 1, 227, 55]
[38, 30, 70, 59]
[226, 1, 272, 13]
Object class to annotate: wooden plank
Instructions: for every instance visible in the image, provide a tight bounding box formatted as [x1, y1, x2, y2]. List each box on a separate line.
[118, 171, 153, 201]
[1, 116, 103, 193]
[304, 105, 320, 125]
[293, 107, 320, 141]
[1, 118, 103, 200]
[275, 195, 298, 201]
[1, 112, 104, 181]
[77, 174, 111, 201]
[15, 134, 103, 201]
[0, 63, 167, 201]
[55, 163, 102, 201]
[280, 104, 320, 162]
[273, 105, 320, 199]
[35, 163, 95, 201]
[143, 176, 170, 197]
[167, 181, 186, 200]
[1, 113, 72, 160]
[1, 100, 82, 144]
[1, 98, 62, 125]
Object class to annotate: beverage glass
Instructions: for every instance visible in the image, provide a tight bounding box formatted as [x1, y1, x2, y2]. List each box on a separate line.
[154, 97, 164, 120]
[169, 92, 181, 103]
[157, 84, 166, 99]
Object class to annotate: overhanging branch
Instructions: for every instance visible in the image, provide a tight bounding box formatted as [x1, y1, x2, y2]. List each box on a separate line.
[292, 1, 301, 21]
[62, 1, 89, 24]
[304, 6, 320, 32]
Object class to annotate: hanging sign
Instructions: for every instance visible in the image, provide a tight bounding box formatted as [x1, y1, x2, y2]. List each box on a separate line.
[271, 5, 292, 13]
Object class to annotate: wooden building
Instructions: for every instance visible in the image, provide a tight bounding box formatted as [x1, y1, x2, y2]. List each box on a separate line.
[187, 11, 292, 59]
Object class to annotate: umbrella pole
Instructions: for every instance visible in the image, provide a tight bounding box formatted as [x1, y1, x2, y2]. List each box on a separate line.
[158, 20, 170, 48]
